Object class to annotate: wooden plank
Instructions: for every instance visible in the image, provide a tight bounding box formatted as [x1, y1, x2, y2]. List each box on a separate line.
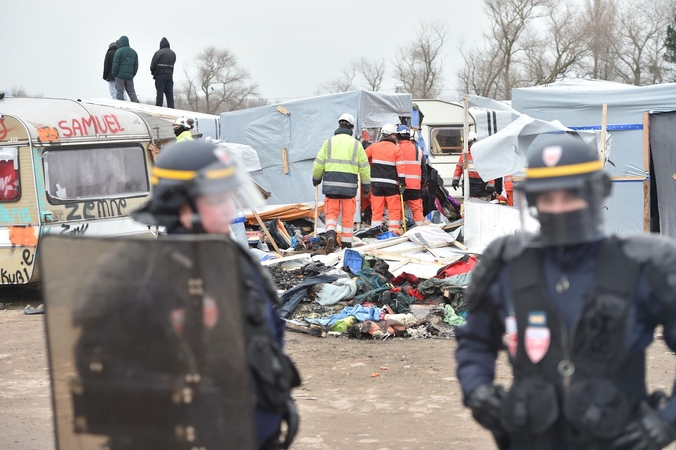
[372, 249, 460, 266]
[643, 111, 650, 233]
[452, 241, 469, 251]
[276, 106, 290, 116]
[282, 148, 289, 174]
[610, 176, 647, 181]
[251, 208, 283, 257]
[353, 236, 409, 253]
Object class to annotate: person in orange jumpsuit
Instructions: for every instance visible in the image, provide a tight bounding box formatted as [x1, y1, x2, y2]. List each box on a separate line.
[366, 124, 405, 234]
[396, 125, 427, 225]
[451, 131, 495, 200]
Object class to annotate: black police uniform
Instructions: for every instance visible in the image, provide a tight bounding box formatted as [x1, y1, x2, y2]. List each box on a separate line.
[455, 136, 676, 450]
[456, 233, 676, 449]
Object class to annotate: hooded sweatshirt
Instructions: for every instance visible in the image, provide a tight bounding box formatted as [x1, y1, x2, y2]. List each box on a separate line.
[103, 42, 118, 81]
[150, 37, 176, 80]
[112, 36, 139, 80]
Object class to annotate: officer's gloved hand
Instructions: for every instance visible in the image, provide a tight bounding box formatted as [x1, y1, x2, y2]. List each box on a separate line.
[467, 383, 508, 437]
[611, 401, 676, 450]
[451, 179, 459, 190]
[312, 178, 321, 187]
[399, 184, 406, 195]
[362, 184, 370, 196]
[280, 398, 299, 449]
[485, 184, 495, 194]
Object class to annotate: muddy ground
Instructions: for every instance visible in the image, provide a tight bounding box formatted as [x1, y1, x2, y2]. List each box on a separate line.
[0, 308, 674, 450]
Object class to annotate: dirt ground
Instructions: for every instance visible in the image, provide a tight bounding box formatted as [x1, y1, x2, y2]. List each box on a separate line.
[0, 308, 674, 450]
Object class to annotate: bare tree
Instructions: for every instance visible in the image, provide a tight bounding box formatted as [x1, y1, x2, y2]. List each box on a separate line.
[523, 1, 588, 85]
[354, 57, 386, 91]
[177, 46, 260, 114]
[612, 0, 672, 85]
[9, 85, 29, 97]
[317, 65, 357, 94]
[457, 0, 552, 100]
[394, 21, 447, 98]
[579, 0, 619, 80]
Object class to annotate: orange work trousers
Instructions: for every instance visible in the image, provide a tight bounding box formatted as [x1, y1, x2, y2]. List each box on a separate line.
[324, 197, 356, 243]
[371, 194, 402, 233]
[406, 198, 424, 224]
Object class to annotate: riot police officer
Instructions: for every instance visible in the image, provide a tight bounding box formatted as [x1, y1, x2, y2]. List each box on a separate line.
[131, 140, 301, 449]
[455, 136, 676, 450]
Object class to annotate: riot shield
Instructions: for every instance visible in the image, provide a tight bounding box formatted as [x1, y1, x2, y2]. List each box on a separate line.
[40, 234, 256, 450]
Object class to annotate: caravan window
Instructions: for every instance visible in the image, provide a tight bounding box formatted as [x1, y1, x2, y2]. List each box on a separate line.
[43, 145, 149, 202]
[430, 127, 464, 155]
[0, 147, 20, 202]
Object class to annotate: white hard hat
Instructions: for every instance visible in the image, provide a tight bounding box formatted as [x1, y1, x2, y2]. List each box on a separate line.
[338, 113, 355, 127]
[173, 117, 191, 128]
[467, 131, 478, 143]
[381, 124, 398, 136]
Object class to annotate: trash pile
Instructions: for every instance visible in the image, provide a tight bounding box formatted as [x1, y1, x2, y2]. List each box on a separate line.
[260, 221, 478, 340]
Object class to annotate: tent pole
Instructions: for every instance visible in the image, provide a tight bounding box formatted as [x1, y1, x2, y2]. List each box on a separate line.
[601, 104, 608, 165]
[463, 97, 470, 206]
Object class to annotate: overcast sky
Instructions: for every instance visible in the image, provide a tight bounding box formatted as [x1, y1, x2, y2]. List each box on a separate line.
[2, 0, 488, 104]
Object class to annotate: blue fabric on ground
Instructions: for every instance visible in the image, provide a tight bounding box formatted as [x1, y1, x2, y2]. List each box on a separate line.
[305, 305, 383, 327]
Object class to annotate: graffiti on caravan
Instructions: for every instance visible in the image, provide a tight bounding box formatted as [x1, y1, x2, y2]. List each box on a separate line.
[0, 205, 32, 223]
[57, 114, 126, 138]
[65, 198, 128, 220]
[0, 248, 35, 284]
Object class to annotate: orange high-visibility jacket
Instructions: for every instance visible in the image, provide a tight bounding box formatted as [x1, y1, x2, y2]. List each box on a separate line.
[453, 150, 494, 187]
[399, 140, 425, 190]
[365, 139, 405, 189]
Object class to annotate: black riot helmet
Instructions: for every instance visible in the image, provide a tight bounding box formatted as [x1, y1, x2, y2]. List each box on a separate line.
[132, 140, 261, 230]
[516, 135, 611, 247]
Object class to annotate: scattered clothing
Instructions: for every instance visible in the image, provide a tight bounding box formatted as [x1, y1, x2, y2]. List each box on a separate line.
[305, 305, 383, 327]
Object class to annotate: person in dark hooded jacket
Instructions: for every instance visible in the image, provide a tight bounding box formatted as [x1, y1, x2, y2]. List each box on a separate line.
[112, 35, 139, 103]
[150, 37, 176, 108]
[103, 42, 126, 100]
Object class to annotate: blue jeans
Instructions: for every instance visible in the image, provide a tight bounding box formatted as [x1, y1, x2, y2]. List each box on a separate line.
[108, 80, 127, 100]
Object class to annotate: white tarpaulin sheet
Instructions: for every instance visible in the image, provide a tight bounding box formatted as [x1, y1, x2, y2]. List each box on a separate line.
[470, 114, 598, 181]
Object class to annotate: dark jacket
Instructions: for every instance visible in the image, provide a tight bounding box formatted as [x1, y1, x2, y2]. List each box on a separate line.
[103, 42, 117, 82]
[112, 36, 138, 80]
[150, 37, 176, 80]
[455, 234, 676, 448]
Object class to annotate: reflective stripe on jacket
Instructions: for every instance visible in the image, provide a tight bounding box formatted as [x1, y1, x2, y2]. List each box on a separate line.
[399, 140, 424, 190]
[313, 132, 370, 198]
[453, 150, 494, 186]
[365, 139, 405, 188]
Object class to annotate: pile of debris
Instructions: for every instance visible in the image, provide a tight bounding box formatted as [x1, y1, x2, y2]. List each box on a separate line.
[260, 220, 476, 340]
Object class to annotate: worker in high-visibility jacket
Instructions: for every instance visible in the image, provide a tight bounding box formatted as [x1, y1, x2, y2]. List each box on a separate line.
[397, 124, 427, 225]
[313, 113, 371, 252]
[366, 124, 406, 234]
[173, 117, 194, 142]
[451, 131, 495, 199]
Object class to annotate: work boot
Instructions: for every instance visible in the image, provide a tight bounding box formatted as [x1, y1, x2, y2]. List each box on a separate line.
[341, 242, 352, 249]
[325, 230, 336, 253]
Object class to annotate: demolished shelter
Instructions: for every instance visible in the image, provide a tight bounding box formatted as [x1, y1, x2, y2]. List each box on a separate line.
[220, 90, 412, 205]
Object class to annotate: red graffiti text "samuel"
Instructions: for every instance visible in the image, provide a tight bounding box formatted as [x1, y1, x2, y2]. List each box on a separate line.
[58, 114, 126, 138]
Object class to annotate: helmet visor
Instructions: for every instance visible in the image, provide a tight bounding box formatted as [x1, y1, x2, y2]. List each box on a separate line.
[516, 186, 604, 248]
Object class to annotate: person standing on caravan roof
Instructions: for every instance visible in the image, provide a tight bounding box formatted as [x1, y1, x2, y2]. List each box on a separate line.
[313, 113, 371, 252]
[451, 131, 495, 200]
[173, 117, 194, 142]
[397, 124, 427, 225]
[366, 124, 406, 234]
[150, 37, 176, 108]
[112, 35, 140, 103]
[102, 41, 127, 100]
